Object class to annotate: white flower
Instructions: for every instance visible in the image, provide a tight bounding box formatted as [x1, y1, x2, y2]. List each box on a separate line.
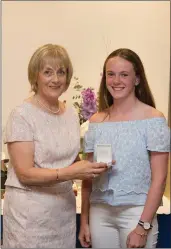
[1, 152, 6, 160]
[80, 120, 89, 138]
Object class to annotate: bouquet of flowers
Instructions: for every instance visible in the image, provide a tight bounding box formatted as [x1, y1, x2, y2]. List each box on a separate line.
[72, 77, 97, 126]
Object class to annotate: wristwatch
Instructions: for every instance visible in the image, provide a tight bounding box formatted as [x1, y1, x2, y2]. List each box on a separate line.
[138, 220, 153, 230]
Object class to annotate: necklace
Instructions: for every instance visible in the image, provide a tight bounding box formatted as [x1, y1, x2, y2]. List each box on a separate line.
[36, 97, 60, 114]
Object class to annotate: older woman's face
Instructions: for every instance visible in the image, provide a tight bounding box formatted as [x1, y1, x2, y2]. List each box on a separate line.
[37, 63, 67, 100]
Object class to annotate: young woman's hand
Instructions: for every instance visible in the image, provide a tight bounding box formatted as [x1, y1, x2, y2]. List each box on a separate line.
[79, 223, 91, 248]
[126, 226, 148, 248]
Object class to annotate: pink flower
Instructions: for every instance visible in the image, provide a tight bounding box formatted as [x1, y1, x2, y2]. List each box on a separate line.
[72, 79, 98, 124]
[81, 88, 96, 104]
[80, 88, 97, 121]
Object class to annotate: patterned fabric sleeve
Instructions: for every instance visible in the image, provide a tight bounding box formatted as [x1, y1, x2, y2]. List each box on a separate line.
[146, 118, 170, 152]
[83, 123, 96, 153]
[4, 108, 34, 143]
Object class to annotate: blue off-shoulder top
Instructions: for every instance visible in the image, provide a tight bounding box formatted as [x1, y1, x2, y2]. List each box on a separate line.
[84, 117, 170, 206]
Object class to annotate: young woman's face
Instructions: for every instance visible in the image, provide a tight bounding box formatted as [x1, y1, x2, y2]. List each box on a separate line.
[106, 56, 138, 100]
[37, 63, 67, 100]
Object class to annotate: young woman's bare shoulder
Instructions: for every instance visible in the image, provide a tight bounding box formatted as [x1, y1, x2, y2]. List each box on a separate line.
[141, 104, 165, 118]
[89, 112, 108, 123]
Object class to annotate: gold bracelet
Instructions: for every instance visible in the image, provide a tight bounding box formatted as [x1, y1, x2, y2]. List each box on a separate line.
[56, 169, 60, 181]
[134, 230, 148, 237]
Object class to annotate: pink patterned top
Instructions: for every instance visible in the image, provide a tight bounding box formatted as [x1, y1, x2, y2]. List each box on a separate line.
[4, 102, 80, 190]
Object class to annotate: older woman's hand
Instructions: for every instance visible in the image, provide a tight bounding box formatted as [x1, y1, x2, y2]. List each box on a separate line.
[69, 160, 110, 180]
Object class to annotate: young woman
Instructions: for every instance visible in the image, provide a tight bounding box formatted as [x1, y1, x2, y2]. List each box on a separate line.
[79, 48, 170, 248]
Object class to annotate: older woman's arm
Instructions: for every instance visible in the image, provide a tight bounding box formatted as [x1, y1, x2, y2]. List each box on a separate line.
[8, 142, 107, 186]
[7, 141, 59, 185]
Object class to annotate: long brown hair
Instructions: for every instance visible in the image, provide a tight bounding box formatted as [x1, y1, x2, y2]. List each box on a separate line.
[98, 48, 156, 112]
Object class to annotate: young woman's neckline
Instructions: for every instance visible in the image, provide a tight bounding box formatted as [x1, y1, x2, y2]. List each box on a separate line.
[90, 116, 166, 125]
[91, 101, 165, 124]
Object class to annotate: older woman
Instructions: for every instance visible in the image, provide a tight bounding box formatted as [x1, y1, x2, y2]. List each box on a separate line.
[3, 44, 108, 248]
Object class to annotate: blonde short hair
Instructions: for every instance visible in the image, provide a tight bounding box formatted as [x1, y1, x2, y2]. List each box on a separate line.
[28, 44, 73, 93]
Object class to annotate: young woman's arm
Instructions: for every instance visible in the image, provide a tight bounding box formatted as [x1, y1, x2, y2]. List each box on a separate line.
[79, 153, 93, 248]
[139, 151, 169, 222]
[127, 151, 169, 248]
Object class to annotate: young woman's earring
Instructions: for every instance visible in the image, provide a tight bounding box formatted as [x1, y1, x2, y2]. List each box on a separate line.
[135, 81, 139, 86]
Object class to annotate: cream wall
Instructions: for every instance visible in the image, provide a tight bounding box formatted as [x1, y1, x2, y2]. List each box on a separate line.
[1, 1, 170, 203]
[2, 2, 170, 147]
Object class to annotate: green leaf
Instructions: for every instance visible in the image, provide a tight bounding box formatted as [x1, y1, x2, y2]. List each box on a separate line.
[73, 102, 80, 108]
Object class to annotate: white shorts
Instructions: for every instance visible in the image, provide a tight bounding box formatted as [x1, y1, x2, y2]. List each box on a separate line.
[90, 203, 158, 248]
